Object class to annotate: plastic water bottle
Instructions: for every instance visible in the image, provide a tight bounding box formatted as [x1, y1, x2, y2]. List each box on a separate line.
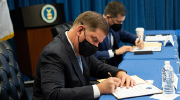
[162, 61, 175, 96]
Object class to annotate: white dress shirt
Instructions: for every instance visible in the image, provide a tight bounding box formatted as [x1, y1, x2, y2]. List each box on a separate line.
[108, 33, 115, 58]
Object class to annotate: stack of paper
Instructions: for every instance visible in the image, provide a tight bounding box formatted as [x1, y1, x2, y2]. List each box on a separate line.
[145, 34, 174, 46]
[132, 42, 162, 52]
[145, 34, 171, 42]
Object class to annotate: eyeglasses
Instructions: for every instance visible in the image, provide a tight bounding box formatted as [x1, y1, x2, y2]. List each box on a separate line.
[111, 18, 122, 24]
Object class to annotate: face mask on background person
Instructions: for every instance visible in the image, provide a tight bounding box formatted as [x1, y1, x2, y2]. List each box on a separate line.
[78, 29, 98, 57]
[110, 18, 122, 32]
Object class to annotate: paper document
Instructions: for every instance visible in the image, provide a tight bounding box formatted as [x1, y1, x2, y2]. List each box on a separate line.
[97, 75, 147, 84]
[130, 75, 146, 84]
[112, 76, 162, 99]
[113, 83, 162, 99]
[150, 94, 180, 100]
[97, 75, 162, 99]
[145, 34, 172, 42]
[132, 42, 162, 52]
[174, 73, 178, 89]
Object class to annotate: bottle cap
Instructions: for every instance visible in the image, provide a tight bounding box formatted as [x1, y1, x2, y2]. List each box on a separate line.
[165, 61, 170, 65]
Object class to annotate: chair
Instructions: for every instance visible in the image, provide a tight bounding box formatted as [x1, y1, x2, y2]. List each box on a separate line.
[51, 21, 74, 38]
[0, 40, 33, 100]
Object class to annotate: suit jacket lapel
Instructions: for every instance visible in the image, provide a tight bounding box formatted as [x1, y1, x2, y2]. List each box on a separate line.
[81, 57, 90, 84]
[60, 33, 86, 86]
[111, 31, 120, 47]
[104, 36, 110, 49]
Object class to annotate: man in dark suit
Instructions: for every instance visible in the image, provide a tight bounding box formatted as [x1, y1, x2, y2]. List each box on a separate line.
[33, 11, 136, 100]
[94, 1, 144, 67]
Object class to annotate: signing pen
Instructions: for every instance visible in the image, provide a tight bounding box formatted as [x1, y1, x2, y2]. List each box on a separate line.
[108, 72, 126, 87]
[138, 36, 141, 43]
[108, 72, 112, 77]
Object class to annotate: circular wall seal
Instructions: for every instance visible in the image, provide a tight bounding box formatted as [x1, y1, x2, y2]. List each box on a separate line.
[41, 4, 57, 23]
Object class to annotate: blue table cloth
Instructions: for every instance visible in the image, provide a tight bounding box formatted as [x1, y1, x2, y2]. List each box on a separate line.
[123, 30, 178, 60]
[99, 59, 180, 100]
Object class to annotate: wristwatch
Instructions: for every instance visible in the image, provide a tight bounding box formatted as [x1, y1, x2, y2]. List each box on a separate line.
[112, 49, 116, 56]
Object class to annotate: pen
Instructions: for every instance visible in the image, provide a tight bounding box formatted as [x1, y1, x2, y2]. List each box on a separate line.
[108, 72, 126, 89]
[108, 72, 118, 90]
[108, 72, 112, 77]
[138, 36, 141, 43]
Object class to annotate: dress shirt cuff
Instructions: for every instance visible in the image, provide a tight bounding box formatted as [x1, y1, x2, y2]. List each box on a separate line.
[108, 49, 114, 58]
[92, 85, 100, 98]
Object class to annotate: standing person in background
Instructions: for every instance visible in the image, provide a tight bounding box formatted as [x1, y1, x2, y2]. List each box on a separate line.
[94, 1, 144, 67]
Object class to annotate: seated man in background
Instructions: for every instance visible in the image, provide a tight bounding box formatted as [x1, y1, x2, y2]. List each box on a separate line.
[94, 1, 144, 67]
[33, 11, 135, 100]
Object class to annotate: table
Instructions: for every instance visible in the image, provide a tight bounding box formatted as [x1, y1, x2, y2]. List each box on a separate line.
[123, 30, 178, 60]
[99, 59, 180, 100]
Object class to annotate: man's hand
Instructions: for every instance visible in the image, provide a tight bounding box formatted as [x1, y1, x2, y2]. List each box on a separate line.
[116, 71, 136, 89]
[97, 77, 121, 94]
[135, 38, 144, 49]
[115, 46, 133, 55]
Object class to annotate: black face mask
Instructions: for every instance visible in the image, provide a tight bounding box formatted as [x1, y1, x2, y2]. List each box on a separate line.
[79, 30, 98, 57]
[110, 18, 122, 32]
[110, 24, 122, 32]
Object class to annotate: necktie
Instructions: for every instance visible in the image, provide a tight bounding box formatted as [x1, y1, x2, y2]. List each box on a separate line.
[76, 55, 83, 73]
[108, 32, 112, 49]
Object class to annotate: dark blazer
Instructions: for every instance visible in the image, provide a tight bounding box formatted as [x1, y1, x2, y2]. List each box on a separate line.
[94, 29, 138, 67]
[32, 32, 123, 100]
